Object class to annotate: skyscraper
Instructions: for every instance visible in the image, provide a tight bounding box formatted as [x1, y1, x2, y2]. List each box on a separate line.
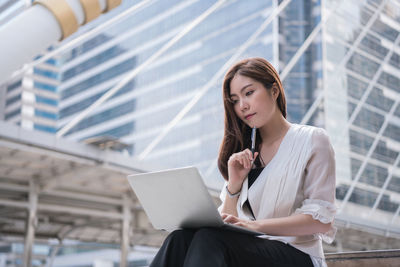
[0, 59, 60, 133]
[56, 0, 280, 189]
[322, 0, 400, 233]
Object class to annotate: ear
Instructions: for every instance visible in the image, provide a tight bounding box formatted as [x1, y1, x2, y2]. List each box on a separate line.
[271, 85, 279, 100]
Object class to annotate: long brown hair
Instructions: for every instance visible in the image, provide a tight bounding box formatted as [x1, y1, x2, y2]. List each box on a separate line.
[218, 57, 287, 181]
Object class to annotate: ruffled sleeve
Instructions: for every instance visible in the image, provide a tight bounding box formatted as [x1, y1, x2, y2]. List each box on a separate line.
[295, 128, 337, 244]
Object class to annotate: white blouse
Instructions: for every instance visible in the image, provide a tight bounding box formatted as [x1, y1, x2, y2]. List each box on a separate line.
[218, 123, 337, 267]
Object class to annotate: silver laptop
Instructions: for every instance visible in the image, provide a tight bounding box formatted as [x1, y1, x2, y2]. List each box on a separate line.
[127, 166, 264, 236]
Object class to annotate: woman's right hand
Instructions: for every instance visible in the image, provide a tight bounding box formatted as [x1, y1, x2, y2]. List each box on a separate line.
[227, 149, 258, 194]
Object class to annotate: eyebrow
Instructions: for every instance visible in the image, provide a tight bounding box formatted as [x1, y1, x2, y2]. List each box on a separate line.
[229, 83, 253, 97]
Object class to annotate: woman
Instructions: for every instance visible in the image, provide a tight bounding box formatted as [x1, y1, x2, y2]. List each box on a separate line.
[150, 58, 336, 267]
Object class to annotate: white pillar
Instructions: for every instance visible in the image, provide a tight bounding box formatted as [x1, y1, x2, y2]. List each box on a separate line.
[23, 178, 39, 267]
[120, 195, 131, 267]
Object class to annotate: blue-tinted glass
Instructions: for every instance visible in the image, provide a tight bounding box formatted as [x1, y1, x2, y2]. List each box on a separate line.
[354, 107, 384, 133]
[348, 101, 357, 117]
[370, 18, 399, 42]
[34, 68, 59, 79]
[89, 122, 135, 139]
[61, 34, 113, 64]
[35, 109, 58, 120]
[366, 87, 394, 112]
[360, 163, 388, 188]
[36, 96, 58, 106]
[389, 52, 400, 69]
[347, 75, 368, 100]
[336, 181, 399, 213]
[347, 52, 380, 79]
[6, 94, 21, 105]
[395, 104, 400, 118]
[62, 45, 127, 81]
[61, 57, 136, 100]
[34, 82, 57, 92]
[45, 58, 58, 66]
[359, 34, 388, 60]
[383, 124, 400, 142]
[60, 81, 134, 119]
[7, 80, 22, 92]
[34, 124, 57, 133]
[349, 130, 373, 154]
[378, 71, 400, 93]
[5, 109, 20, 120]
[372, 140, 399, 164]
[388, 176, 400, 193]
[336, 184, 376, 208]
[66, 99, 136, 135]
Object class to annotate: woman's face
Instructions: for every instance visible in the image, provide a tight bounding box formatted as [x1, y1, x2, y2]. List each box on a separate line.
[229, 74, 278, 128]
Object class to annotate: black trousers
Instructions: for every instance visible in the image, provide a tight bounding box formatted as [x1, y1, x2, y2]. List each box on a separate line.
[150, 228, 314, 267]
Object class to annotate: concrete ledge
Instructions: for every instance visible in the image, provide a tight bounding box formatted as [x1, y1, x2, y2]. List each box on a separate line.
[326, 249, 400, 267]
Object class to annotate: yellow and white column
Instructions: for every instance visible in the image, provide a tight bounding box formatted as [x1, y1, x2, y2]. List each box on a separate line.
[0, 0, 121, 83]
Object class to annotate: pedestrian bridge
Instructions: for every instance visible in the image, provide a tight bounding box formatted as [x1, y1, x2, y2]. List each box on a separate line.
[0, 121, 167, 266]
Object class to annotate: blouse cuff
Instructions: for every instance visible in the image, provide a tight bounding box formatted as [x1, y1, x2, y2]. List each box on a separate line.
[295, 199, 337, 244]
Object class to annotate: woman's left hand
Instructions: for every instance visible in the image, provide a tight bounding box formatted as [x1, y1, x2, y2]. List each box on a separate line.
[221, 213, 261, 232]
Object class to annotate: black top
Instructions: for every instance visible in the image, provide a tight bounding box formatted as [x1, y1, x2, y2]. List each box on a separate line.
[244, 167, 265, 219]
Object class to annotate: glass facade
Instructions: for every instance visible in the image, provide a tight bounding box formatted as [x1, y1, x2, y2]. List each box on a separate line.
[322, 0, 400, 230]
[1, 62, 59, 133]
[279, 0, 323, 124]
[1, 0, 400, 254]
[56, 0, 276, 189]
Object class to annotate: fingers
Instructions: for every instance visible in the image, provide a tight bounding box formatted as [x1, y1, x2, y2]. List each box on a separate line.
[221, 214, 256, 231]
[222, 214, 239, 224]
[229, 149, 254, 169]
[234, 222, 244, 227]
[242, 153, 251, 169]
[222, 215, 249, 229]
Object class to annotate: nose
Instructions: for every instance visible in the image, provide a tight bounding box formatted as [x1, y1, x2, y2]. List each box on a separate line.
[239, 99, 249, 111]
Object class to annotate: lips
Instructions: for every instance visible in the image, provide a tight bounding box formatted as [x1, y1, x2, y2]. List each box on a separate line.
[245, 113, 256, 120]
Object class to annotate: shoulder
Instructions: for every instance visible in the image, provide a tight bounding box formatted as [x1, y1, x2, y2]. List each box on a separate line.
[292, 124, 332, 149]
[312, 127, 331, 147]
[291, 123, 326, 138]
[292, 123, 328, 137]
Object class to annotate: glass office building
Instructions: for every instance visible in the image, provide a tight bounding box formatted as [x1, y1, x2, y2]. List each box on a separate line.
[322, 0, 400, 232]
[56, 0, 280, 189]
[1, 0, 400, 250]
[0, 63, 60, 133]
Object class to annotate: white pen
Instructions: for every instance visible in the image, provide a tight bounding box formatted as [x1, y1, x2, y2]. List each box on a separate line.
[251, 126, 256, 164]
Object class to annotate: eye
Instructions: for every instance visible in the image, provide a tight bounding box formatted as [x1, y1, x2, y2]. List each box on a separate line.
[230, 99, 238, 104]
[245, 90, 254, 96]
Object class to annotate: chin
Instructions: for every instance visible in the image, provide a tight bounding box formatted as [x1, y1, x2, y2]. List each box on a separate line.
[246, 122, 257, 128]
[242, 119, 259, 128]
